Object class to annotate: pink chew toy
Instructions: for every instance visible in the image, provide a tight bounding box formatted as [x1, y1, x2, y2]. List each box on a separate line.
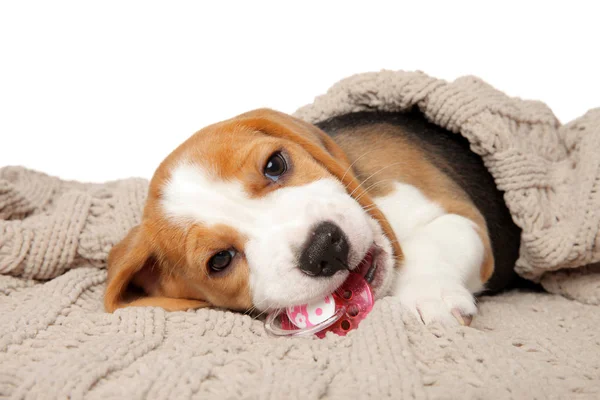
[264, 272, 374, 338]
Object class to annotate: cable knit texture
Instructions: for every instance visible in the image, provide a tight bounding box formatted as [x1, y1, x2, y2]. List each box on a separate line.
[1, 70, 600, 399]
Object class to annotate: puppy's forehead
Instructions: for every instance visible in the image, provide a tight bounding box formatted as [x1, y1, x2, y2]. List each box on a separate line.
[180, 124, 276, 180]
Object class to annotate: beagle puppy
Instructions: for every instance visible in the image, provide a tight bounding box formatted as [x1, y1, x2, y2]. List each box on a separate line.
[105, 108, 521, 326]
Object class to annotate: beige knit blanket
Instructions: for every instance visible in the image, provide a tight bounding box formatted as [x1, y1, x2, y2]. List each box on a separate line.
[1, 71, 600, 399]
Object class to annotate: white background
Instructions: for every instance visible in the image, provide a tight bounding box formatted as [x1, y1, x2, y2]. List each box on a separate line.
[1, 1, 599, 182]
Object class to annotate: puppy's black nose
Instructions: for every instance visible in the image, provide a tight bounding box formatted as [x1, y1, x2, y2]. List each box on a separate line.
[299, 222, 350, 277]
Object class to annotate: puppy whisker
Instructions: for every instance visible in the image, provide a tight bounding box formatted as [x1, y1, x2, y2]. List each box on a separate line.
[247, 297, 272, 318]
[341, 149, 377, 187]
[349, 162, 405, 198]
[252, 307, 271, 321]
[354, 178, 397, 203]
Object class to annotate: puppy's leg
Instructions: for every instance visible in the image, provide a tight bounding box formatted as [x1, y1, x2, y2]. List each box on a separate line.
[376, 183, 493, 326]
[393, 213, 489, 325]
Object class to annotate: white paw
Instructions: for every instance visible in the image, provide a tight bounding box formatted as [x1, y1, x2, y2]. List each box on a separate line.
[395, 279, 477, 326]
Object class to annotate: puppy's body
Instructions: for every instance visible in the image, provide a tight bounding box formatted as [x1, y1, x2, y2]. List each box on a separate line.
[317, 110, 521, 294]
[105, 108, 522, 327]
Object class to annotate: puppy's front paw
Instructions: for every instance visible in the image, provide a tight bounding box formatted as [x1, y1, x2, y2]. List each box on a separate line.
[395, 279, 477, 326]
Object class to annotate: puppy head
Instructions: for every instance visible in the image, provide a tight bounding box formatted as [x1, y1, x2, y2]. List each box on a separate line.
[105, 109, 402, 313]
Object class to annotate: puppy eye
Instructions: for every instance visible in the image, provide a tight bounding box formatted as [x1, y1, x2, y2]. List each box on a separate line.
[208, 249, 236, 272]
[263, 151, 287, 181]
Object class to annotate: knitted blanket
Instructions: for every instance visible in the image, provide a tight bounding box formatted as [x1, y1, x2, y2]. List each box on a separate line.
[2, 71, 600, 399]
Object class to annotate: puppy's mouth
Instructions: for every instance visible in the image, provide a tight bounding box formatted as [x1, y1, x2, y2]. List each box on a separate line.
[342, 245, 388, 296]
[263, 244, 392, 338]
[353, 247, 378, 284]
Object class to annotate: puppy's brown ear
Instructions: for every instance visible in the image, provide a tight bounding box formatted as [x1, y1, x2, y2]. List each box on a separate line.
[104, 225, 208, 312]
[235, 108, 403, 261]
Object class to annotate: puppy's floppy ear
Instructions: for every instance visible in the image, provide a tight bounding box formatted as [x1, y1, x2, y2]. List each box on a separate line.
[234, 108, 403, 261]
[104, 225, 208, 312]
